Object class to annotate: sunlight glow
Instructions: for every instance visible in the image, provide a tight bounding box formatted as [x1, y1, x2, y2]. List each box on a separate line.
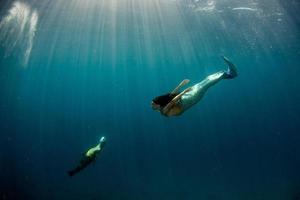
[0, 1, 38, 67]
[232, 7, 258, 12]
[189, 0, 216, 12]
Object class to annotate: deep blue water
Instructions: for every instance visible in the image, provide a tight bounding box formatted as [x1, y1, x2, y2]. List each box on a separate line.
[0, 0, 300, 199]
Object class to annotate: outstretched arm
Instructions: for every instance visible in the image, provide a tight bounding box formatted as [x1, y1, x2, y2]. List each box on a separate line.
[162, 87, 192, 115]
[170, 79, 190, 94]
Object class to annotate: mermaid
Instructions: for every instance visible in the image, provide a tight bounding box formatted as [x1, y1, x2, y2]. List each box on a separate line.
[151, 56, 238, 116]
[67, 136, 106, 177]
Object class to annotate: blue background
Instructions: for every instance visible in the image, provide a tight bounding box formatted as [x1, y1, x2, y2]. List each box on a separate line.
[0, 0, 300, 199]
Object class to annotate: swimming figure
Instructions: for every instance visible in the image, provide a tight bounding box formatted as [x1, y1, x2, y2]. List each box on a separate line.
[67, 136, 106, 177]
[151, 56, 237, 116]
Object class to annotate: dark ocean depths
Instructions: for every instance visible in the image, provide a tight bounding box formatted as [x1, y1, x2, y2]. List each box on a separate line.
[0, 0, 300, 199]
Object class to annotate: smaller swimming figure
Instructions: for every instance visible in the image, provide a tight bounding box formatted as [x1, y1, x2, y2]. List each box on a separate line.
[151, 56, 238, 117]
[68, 136, 106, 177]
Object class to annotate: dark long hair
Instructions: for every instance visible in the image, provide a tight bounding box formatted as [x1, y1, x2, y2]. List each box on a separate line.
[152, 93, 178, 108]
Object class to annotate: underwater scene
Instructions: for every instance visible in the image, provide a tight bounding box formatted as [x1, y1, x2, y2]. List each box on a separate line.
[0, 0, 300, 199]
